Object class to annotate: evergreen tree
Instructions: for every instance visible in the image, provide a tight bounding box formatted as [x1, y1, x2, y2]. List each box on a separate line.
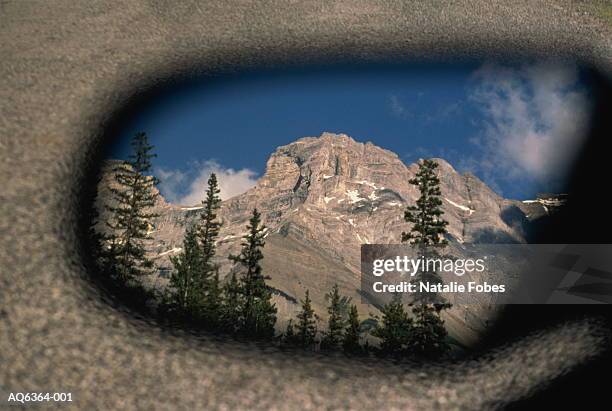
[372, 294, 413, 357]
[342, 304, 362, 354]
[229, 208, 277, 339]
[401, 160, 448, 302]
[104, 131, 159, 282]
[408, 302, 451, 358]
[168, 224, 202, 314]
[220, 272, 242, 333]
[295, 290, 317, 349]
[321, 284, 346, 350]
[196, 173, 223, 322]
[282, 319, 297, 346]
[402, 159, 448, 248]
[401, 159, 451, 357]
[202, 269, 223, 326]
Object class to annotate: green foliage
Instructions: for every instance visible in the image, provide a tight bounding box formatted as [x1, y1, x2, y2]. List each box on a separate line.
[342, 304, 362, 354]
[400, 158, 452, 358]
[220, 272, 242, 333]
[321, 284, 347, 350]
[295, 290, 317, 349]
[372, 294, 413, 357]
[168, 225, 203, 314]
[103, 131, 159, 282]
[229, 208, 277, 339]
[282, 319, 297, 346]
[197, 173, 222, 286]
[163, 172, 224, 324]
[201, 269, 223, 326]
[402, 159, 448, 246]
[408, 303, 451, 358]
[195, 173, 223, 324]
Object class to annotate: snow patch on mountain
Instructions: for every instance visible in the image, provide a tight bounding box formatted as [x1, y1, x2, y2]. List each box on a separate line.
[157, 247, 183, 257]
[445, 198, 475, 215]
[346, 190, 366, 204]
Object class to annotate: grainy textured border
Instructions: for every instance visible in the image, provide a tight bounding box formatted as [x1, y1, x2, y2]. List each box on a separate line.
[1, 1, 611, 409]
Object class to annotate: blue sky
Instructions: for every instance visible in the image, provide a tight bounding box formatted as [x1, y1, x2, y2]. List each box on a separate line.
[110, 63, 591, 203]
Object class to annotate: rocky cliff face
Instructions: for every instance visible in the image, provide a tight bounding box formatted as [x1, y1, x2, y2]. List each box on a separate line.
[95, 132, 561, 346]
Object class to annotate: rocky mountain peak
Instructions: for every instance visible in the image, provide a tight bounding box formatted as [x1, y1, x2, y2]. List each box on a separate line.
[256, 132, 413, 213]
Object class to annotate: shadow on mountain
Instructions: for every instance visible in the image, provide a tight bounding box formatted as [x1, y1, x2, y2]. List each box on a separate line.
[500, 205, 528, 237]
[471, 227, 521, 244]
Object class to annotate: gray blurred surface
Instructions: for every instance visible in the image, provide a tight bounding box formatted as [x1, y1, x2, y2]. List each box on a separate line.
[1, 1, 611, 409]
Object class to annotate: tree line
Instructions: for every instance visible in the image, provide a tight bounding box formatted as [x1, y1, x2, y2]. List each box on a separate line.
[92, 132, 452, 359]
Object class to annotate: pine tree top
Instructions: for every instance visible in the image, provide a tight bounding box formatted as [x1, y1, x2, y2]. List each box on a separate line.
[103, 131, 160, 280]
[128, 131, 158, 176]
[198, 172, 222, 273]
[402, 159, 449, 246]
[230, 208, 267, 276]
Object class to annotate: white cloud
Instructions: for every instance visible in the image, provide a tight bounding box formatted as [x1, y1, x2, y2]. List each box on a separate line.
[157, 160, 258, 205]
[156, 168, 186, 203]
[468, 62, 591, 192]
[388, 94, 412, 119]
